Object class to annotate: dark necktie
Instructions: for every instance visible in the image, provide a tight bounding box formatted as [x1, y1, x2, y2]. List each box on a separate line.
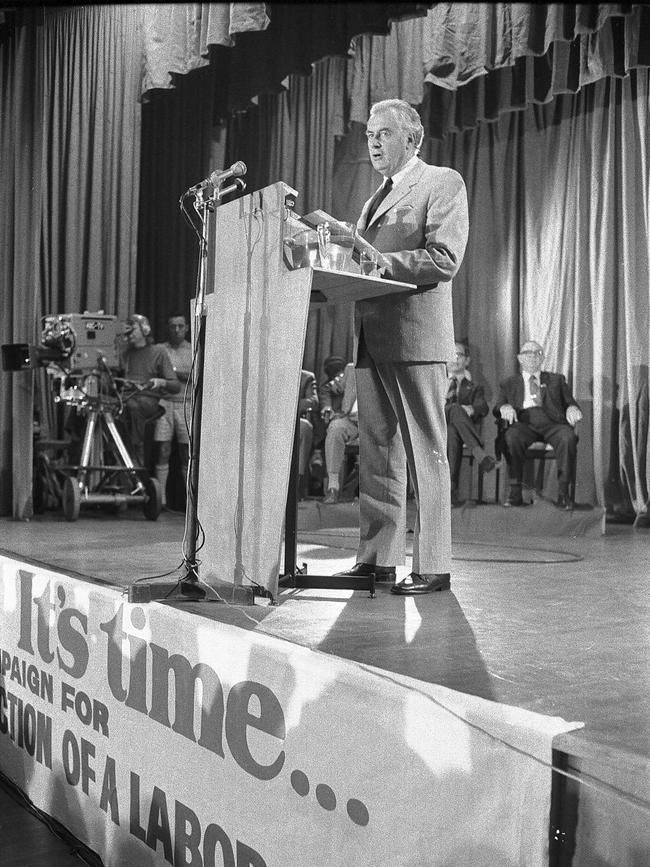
[446, 377, 458, 403]
[529, 375, 542, 406]
[365, 178, 393, 227]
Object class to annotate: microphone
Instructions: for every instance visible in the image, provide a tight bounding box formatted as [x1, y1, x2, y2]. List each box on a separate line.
[215, 178, 246, 200]
[187, 161, 247, 194]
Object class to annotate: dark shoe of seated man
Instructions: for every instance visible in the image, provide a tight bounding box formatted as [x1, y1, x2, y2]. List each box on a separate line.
[390, 572, 451, 595]
[334, 562, 396, 582]
[504, 484, 524, 507]
[554, 491, 573, 510]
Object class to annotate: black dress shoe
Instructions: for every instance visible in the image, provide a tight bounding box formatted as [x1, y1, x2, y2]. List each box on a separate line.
[504, 493, 524, 507]
[390, 572, 450, 595]
[554, 493, 573, 510]
[334, 562, 396, 582]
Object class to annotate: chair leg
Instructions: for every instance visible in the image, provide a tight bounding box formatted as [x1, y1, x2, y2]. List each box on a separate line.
[569, 459, 577, 504]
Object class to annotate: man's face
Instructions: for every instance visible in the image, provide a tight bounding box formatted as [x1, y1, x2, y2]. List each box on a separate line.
[518, 341, 544, 375]
[126, 320, 146, 348]
[366, 109, 414, 178]
[168, 317, 188, 347]
[448, 343, 469, 377]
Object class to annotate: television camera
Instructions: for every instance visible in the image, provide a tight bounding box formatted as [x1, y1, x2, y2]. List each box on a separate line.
[2, 312, 162, 521]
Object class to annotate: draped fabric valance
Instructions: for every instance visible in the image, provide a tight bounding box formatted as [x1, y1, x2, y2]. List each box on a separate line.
[139, 3, 430, 103]
[140, 2, 270, 95]
[347, 3, 650, 137]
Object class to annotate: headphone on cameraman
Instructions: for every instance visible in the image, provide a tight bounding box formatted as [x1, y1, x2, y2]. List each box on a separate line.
[127, 314, 151, 337]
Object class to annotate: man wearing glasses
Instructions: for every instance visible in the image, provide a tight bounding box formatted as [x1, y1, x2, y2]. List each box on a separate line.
[494, 340, 582, 509]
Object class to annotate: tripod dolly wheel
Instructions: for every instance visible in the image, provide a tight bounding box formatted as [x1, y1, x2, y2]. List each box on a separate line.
[62, 476, 81, 521]
[142, 476, 162, 521]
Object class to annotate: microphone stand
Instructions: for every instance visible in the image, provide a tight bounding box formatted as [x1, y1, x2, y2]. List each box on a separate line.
[180, 187, 211, 592]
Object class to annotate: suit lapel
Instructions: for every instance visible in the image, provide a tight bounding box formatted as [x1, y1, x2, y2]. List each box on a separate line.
[540, 371, 549, 407]
[363, 161, 426, 230]
[516, 374, 525, 408]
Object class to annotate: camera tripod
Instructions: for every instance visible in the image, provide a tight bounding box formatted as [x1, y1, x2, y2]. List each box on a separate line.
[58, 370, 162, 521]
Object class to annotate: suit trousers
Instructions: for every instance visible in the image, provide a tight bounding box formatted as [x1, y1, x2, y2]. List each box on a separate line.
[355, 344, 451, 574]
[504, 407, 577, 493]
[325, 415, 359, 481]
[446, 403, 486, 489]
[298, 418, 313, 476]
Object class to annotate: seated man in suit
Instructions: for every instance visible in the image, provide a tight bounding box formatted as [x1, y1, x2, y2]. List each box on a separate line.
[493, 340, 582, 509]
[298, 368, 319, 499]
[320, 362, 358, 504]
[446, 340, 496, 507]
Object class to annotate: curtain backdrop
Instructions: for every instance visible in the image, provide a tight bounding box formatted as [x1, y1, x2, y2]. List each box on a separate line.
[0, 6, 143, 518]
[0, 10, 43, 519]
[136, 63, 218, 339]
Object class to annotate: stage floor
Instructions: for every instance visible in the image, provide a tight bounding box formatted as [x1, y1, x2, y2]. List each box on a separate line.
[1, 498, 649, 853]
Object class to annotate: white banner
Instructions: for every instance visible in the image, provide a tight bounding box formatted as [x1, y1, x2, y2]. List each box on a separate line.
[0, 554, 581, 866]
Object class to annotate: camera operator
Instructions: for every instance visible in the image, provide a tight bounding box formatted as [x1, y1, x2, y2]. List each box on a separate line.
[120, 314, 180, 467]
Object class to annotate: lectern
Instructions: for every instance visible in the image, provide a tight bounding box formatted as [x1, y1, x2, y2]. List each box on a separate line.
[198, 182, 415, 601]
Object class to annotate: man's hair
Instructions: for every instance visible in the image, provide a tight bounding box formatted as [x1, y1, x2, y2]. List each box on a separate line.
[168, 314, 187, 322]
[127, 313, 154, 345]
[369, 98, 425, 152]
[456, 340, 470, 358]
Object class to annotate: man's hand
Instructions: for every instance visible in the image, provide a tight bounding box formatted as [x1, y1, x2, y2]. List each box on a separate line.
[500, 404, 517, 425]
[566, 405, 582, 427]
[375, 253, 391, 277]
[148, 378, 167, 391]
[462, 405, 474, 417]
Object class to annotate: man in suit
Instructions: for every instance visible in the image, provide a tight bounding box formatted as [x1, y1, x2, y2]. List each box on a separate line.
[334, 98, 469, 595]
[446, 340, 495, 507]
[493, 340, 582, 509]
[297, 368, 319, 499]
[321, 362, 358, 504]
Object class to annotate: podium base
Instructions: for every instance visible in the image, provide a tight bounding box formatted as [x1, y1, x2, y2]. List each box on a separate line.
[279, 564, 376, 599]
[127, 576, 256, 605]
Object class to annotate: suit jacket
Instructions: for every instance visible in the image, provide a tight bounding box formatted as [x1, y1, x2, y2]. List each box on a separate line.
[355, 158, 469, 363]
[298, 370, 319, 418]
[493, 371, 579, 425]
[446, 376, 488, 420]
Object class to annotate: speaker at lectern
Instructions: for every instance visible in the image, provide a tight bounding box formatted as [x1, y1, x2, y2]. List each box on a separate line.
[197, 181, 415, 600]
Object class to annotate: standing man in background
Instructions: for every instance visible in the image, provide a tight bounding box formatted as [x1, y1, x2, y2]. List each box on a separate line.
[121, 314, 180, 468]
[154, 314, 192, 509]
[334, 98, 469, 595]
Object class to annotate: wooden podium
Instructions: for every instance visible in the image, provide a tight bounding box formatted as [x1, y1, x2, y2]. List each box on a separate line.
[198, 182, 415, 601]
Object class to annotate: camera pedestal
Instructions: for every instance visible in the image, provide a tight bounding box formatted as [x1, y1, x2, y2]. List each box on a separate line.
[61, 394, 161, 522]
